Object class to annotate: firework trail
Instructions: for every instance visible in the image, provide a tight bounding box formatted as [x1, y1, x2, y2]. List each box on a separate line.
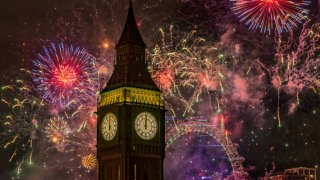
[32, 43, 99, 109]
[273, 20, 320, 91]
[149, 26, 224, 118]
[150, 26, 268, 129]
[0, 70, 47, 177]
[263, 20, 320, 126]
[230, 0, 311, 34]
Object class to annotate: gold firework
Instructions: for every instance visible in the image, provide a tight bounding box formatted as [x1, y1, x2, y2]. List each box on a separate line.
[45, 117, 69, 145]
[82, 153, 97, 170]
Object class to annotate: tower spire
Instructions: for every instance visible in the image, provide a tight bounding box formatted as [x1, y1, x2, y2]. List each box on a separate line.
[102, 0, 159, 92]
[116, 0, 146, 48]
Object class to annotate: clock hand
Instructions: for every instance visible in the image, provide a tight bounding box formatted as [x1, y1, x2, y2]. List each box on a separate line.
[145, 117, 147, 130]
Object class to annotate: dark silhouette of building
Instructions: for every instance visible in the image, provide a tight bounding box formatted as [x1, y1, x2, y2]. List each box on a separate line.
[97, 1, 165, 180]
[258, 167, 317, 180]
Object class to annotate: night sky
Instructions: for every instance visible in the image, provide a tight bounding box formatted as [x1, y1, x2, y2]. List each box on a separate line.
[0, 0, 320, 179]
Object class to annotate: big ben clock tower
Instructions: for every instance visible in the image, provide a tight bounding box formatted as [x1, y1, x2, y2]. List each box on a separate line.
[97, 1, 165, 180]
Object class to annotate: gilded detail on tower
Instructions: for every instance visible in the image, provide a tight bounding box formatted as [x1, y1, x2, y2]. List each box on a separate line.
[99, 87, 164, 108]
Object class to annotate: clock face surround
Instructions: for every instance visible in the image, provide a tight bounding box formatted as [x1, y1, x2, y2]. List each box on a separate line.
[101, 113, 117, 141]
[135, 112, 157, 140]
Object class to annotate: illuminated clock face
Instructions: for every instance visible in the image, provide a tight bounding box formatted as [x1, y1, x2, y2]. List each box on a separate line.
[135, 112, 157, 140]
[101, 113, 117, 141]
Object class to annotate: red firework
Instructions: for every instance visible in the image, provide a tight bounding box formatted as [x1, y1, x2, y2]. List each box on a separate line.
[230, 0, 311, 34]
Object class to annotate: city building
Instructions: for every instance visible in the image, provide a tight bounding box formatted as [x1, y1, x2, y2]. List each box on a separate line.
[258, 167, 317, 180]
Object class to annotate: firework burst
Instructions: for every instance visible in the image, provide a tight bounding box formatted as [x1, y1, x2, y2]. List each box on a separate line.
[32, 43, 99, 109]
[149, 26, 224, 118]
[230, 0, 311, 34]
[45, 116, 71, 152]
[81, 153, 97, 170]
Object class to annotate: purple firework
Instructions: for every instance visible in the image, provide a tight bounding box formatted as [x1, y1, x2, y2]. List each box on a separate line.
[32, 43, 99, 108]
